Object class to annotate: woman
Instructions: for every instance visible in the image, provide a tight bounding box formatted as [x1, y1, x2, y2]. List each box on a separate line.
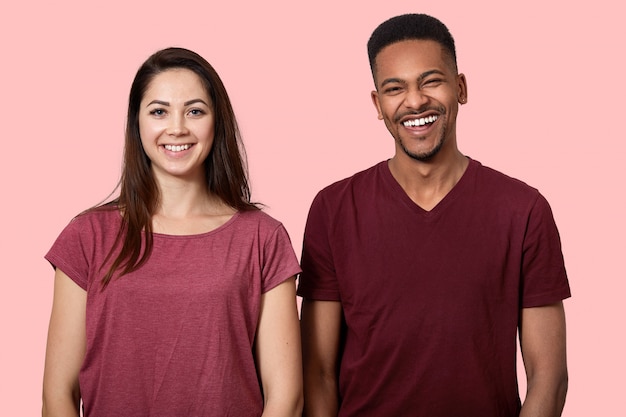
[42, 47, 303, 416]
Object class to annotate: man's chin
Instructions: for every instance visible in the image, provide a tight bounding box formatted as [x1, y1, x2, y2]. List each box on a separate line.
[399, 141, 444, 162]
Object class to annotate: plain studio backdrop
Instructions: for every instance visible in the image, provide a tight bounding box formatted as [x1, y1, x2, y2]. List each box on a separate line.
[0, 1, 623, 415]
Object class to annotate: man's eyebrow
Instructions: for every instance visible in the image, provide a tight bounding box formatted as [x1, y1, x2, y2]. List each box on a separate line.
[417, 69, 445, 82]
[380, 77, 405, 88]
[380, 70, 446, 88]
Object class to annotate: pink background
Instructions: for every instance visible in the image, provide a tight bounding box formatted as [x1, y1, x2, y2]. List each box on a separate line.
[1, 1, 623, 415]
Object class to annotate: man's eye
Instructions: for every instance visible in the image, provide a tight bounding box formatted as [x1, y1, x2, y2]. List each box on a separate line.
[384, 86, 401, 94]
[424, 79, 443, 86]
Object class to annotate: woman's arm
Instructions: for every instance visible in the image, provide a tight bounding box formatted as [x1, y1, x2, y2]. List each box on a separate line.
[42, 269, 86, 417]
[255, 277, 303, 417]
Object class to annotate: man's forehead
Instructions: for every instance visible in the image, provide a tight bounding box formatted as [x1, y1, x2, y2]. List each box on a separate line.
[373, 39, 456, 78]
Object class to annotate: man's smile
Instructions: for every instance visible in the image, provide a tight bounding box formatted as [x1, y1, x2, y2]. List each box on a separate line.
[402, 115, 438, 127]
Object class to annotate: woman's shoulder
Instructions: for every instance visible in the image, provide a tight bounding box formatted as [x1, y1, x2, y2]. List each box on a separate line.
[235, 208, 285, 232]
[66, 205, 122, 235]
[46, 205, 122, 273]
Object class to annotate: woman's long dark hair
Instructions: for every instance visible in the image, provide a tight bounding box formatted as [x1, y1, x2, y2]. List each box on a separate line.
[98, 47, 257, 287]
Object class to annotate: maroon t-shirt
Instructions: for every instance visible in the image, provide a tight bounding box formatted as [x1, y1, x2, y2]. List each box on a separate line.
[46, 209, 301, 417]
[298, 159, 570, 417]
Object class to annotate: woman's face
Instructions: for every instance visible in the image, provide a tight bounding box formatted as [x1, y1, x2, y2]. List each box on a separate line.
[138, 68, 215, 184]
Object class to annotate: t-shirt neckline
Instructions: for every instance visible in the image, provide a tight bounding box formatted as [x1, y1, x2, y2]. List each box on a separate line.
[151, 211, 241, 239]
[379, 157, 478, 217]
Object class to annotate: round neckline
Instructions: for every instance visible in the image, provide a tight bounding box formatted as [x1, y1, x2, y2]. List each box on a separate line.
[150, 211, 241, 239]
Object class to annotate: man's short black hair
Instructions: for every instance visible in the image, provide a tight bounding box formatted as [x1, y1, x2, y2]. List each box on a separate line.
[367, 14, 457, 75]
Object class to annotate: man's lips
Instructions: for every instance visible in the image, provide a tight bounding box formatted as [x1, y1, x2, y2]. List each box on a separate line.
[402, 115, 438, 127]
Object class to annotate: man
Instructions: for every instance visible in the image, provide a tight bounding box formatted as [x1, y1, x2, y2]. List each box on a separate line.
[298, 13, 570, 417]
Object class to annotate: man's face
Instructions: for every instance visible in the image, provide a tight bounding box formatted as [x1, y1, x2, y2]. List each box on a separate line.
[371, 39, 467, 162]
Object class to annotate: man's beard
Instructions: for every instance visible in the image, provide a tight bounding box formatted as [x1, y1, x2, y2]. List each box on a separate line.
[397, 120, 447, 162]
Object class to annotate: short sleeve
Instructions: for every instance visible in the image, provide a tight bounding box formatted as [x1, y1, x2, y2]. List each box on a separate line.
[261, 223, 301, 294]
[45, 216, 92, 290]
[521, 193, 571, 307]
[297, 191, 341, 301]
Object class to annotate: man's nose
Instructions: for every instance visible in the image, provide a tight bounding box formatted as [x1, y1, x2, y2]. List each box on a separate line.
[404, 87, 428, 109]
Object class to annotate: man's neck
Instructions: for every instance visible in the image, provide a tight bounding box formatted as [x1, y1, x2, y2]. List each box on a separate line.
[388, 150, 469, 211]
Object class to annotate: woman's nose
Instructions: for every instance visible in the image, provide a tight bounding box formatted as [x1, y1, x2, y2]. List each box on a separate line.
[167, 115, 189, 136]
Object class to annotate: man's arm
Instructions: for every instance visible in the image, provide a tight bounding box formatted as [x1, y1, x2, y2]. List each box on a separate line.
[519, 301, 568, 417]
[300, 299, 343, 417]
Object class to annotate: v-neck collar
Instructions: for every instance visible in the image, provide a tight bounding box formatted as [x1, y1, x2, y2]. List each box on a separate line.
[379, 157, 478, 218]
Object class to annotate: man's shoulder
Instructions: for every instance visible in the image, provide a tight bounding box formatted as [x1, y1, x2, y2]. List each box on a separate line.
[472, 159, 539, 197]
[317, 161, 386, 199]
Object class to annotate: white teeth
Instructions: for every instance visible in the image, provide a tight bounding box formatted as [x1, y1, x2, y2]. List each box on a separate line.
[164, 144, 191, 152]
[403, 115, 438, 127]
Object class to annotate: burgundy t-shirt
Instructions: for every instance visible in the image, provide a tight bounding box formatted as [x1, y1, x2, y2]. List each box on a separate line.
[46, 209, 301, 417]
[298, 159, 570, 417]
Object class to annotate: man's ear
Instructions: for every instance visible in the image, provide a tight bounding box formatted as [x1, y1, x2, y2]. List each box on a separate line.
[371, 90, 384, 120]
[457, 73, 468, 104]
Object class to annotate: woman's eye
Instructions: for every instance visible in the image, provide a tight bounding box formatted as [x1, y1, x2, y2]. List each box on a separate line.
[150, 108, 165, 116]
[189, 109, 204, 116]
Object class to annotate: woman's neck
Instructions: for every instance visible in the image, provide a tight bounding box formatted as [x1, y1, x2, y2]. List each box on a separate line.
[152, 177, 236, 235]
